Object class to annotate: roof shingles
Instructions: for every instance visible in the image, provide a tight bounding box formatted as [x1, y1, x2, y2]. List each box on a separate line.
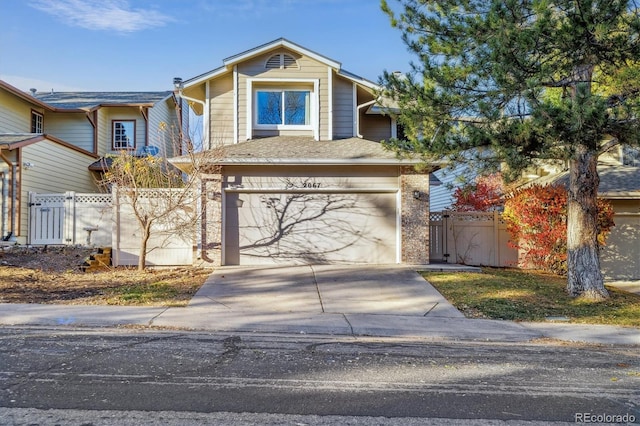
[213, 136, 417, 164]
[526, 164, 640, 197]
[34, 91, 172, 110]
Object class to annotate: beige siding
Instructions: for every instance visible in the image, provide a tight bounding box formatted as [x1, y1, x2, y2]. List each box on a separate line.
[19, 140, 98, 236]
[360, 113, 392, 142]
[44, 112, 94, 152]
[608, 199, 640, 213]
[0, 90, 39, 132]
[223, 164, 399, 184]
[355, 86, 392, 142]
[148, 97, 180, 157]
[236, 48, 330, 140]
[101, 107, 146, 154]
[96, 109, 109, 155]
[333, 74, 355, 139]
[210, 73, 235, 145]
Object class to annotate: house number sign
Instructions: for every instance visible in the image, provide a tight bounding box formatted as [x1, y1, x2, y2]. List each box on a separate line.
[285, 179, 322, 189]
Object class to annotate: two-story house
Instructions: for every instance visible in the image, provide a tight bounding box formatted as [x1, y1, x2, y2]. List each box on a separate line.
[173, 38, 436, 266]
[0, 79, 183, 244]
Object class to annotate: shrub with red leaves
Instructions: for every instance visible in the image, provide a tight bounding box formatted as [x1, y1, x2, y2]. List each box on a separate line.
[503, 184, 615, 275]
[451, 173, 504, 212]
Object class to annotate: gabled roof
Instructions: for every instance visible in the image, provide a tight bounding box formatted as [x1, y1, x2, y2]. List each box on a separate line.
[0, 133, 48, 149]
[225, 38, 341, 69]
[0, 80, 55, 111]
[182, 38, 378, 90]
[34, 91, 173, 110]
[0, 133, 99, 158]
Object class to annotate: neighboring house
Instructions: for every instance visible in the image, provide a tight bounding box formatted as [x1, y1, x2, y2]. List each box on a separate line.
[0, 79, 184, 244]
[525, 154, 640, 280]
[431, 145, 639, 280]
[173, 38, 436, 266]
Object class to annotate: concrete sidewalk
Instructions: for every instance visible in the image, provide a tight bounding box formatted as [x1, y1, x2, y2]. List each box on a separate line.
[0, 265, 638, 345]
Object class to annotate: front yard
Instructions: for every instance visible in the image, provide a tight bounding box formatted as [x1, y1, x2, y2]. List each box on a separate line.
[0, 246, 210, 306]
[2, 246, 639, 328]
[422, 268, 640, 327]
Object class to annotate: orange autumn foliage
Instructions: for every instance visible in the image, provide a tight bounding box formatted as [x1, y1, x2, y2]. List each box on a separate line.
[503, 184, 615, 275]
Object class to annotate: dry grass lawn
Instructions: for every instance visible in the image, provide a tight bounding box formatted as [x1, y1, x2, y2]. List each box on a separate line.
[0, 246, 210, 306]
[423, 268, 640, 327]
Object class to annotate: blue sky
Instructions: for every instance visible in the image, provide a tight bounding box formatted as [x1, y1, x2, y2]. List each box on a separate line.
[0, 0, 414, 93]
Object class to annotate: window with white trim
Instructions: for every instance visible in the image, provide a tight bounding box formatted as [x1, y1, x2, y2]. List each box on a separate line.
[31, 110, 43, 133]
[256, 89, 311, 127]
[112, 120, 135, 149]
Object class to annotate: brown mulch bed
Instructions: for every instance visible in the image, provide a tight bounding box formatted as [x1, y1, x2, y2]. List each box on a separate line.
[0, 246, 210, 306]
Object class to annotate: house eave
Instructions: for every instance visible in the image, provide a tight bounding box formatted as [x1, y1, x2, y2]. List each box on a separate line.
[599, 191, 640, 199]
[0, 80, 55, 111]
[181, 38, 346, 90]
[223, 38, 342, 70]
[215, 158, 426, 166]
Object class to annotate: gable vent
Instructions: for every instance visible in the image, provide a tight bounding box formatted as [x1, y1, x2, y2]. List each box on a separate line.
[265, 53, 299, 69]
[282, 54, 297, 68]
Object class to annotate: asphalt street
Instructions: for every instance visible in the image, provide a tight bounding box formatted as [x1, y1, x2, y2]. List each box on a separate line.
[1, 327, 638, 425]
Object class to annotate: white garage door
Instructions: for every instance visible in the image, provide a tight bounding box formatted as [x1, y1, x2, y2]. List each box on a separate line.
[224, 191, 398, 265]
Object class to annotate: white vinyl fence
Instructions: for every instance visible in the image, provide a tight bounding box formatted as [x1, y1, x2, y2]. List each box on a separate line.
[28, 190, 197, 267]
[28, 192, 112, 246]
[112, 188, 197, 267]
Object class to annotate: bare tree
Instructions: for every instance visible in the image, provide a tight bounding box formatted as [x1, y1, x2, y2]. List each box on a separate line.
[98, 123, 220, 270]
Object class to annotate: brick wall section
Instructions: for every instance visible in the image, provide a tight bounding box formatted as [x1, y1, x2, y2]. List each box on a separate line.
[200, 172, 222, 266]
[400, 166, 430, 264]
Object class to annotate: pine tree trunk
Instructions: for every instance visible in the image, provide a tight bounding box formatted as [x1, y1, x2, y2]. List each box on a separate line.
[566, 145, 609, 300]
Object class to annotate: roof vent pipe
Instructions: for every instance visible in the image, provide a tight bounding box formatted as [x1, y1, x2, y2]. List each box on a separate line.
[29, 88, 37, 96]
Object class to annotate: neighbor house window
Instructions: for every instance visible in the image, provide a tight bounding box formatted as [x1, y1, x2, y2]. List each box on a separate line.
[112, 120, 135, 149]
[256, 90, 310, 127]
[31, 111, 43, 133]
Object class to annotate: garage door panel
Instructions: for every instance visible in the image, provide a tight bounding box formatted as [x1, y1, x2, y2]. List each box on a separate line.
[225, 192, 397, 265]
[600, 215, 640, 280]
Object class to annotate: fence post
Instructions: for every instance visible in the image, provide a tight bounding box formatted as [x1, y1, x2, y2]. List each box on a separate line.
[443, 210, 450, 263]
[64, 191, 75, 245]
[112, 186, 120, 266]
[27, 192, 35, 245]
[493, 210, 500, 266]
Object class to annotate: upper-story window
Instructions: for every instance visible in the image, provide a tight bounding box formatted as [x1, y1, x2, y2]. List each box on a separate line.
[31, 110, 43, 133]
[112, 120, 135, 149]
[256, 90, 310, 127]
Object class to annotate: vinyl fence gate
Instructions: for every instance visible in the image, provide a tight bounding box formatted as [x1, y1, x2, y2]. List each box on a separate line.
[28, 192, 113, 246]
[429, 210, 518, 267]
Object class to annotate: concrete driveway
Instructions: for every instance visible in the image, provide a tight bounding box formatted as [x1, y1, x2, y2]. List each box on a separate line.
[187, 264, 463, 317]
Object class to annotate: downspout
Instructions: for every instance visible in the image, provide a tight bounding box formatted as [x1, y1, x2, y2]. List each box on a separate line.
[356, 99, 377, 139]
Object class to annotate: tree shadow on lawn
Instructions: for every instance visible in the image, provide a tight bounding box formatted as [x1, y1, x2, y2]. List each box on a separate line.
[422, 268, 640, 326]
